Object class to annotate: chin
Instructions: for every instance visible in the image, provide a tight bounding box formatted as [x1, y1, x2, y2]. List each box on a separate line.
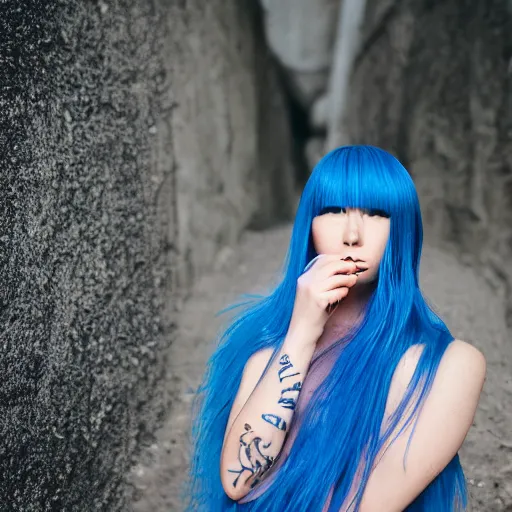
[353, 272, 377, 286]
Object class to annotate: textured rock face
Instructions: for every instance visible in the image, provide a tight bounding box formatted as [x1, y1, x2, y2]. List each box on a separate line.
[260, 0, 340, 107]
[346, 0, 512, 324]
[261, 0, 339, 72]
[0, 0, 292, 509]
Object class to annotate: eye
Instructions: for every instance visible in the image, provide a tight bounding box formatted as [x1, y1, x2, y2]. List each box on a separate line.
[319, 206, 346, 215]
[363, 208, 390, 218]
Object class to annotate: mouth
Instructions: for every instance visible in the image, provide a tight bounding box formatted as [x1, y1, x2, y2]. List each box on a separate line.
[343, 257, 368, 275]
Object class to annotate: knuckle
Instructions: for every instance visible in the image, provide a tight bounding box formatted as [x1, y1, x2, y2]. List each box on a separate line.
[298, 275, 309, 287]
[339, 287, 349, 297]
[319, 297, 329, 309]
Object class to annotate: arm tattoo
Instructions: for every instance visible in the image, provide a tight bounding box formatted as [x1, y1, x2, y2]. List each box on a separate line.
[277, 380, 302, 410]
[276, 354, 302, 411]
[228, 423, 276, 489]
[261, 413, 287, 430]
[278, 354, 300, 382]
[262, 354, 303, 428]
[227, 354, 303, 490]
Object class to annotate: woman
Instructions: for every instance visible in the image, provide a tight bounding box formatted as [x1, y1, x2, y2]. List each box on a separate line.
[184, 145, 486, 511]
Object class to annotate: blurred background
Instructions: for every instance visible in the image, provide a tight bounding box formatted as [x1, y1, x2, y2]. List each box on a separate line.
[1, 0, 511, 510]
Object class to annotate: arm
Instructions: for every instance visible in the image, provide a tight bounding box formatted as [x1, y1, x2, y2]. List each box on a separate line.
[347, 340, 486, 512]
[220, 327, 318, 501]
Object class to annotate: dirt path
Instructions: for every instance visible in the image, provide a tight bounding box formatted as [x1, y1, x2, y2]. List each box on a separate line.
[126, 222, 512, 512]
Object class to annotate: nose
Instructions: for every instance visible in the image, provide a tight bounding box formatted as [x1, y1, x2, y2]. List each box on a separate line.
[343, 209, 363, 247]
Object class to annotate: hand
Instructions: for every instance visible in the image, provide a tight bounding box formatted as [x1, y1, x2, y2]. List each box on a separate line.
[288, 254, 360, 344]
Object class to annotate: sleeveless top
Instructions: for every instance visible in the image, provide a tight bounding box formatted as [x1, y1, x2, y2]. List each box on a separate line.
[237, 329, 361, 510]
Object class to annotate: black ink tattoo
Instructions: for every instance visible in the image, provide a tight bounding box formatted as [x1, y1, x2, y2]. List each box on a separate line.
[227, 353, 305, 490]
[228, 423, 275, 489]
[261, 413, 287, 430]
[278, 354, 300, 382]
[277, 380, 302, 410]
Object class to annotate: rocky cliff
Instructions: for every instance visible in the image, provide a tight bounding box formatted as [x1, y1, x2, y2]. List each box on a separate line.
[0, 0, 293, 508]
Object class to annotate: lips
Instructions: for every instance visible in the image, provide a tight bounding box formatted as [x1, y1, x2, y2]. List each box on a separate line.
[342, 257, 368, 275]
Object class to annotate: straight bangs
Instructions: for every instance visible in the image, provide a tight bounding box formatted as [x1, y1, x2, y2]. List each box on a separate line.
[309, 145, 416, 219]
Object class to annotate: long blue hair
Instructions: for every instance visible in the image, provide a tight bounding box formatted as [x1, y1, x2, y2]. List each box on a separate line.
[183, 145, 468, 511]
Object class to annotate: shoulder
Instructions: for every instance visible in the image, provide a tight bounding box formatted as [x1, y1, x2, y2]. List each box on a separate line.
[363, 340, 486, 511]
[442, 338, 486, 373]
[433, 339, 487, 404]
[386, 339, 486, 418]
[395, 339, 485, 381]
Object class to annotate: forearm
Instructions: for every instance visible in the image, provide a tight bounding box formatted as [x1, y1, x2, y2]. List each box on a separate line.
[220, 328, 317, 501]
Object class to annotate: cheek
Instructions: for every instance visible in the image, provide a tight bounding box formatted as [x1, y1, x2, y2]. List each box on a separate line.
[311, 219, 338, 253]
[376, 237, 389, 260]
[367, 224, 390, 265]
[375, 229, 390, 263]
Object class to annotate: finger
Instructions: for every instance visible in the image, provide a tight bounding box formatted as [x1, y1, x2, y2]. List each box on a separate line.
[326, 301, 338, 315]
[321, 273, 357, 292]
[321, 259, 358, 279]
[302, 254, 325, 274]
[303, 253, 348, 274]
[323, 287, 350, 312]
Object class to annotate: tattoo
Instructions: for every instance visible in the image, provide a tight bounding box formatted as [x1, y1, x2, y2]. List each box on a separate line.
[227, 353, 304, 490]
[261, 413, 287, 430]
[228, 423, 275, 489]
[277, 380, 302, 410]
[278, 354, 300, 382]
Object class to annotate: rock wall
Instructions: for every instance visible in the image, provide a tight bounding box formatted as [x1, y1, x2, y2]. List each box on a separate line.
[0, 0, 293, 509]
[346, 0, 512, 324]
[260, 0, 340, 108]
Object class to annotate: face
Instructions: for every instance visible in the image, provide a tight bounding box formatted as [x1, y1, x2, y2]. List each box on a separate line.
[311, 206, 391, 284]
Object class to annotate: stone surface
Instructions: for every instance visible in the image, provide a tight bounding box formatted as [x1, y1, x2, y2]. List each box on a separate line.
[260, 0, 340, 72]
[170, 2, 295, 279]
[0, 0, 293, 508]
[311, 93, 329, 131]
[284, 69, 331, 109]
[345, 0, 512, 326]
[305, 136, 326, 170]
[260, 0, 340, 108]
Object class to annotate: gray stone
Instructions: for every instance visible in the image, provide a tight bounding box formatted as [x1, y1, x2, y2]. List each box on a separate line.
[285, 69, 330, 109]
[0, 0, 293, 508]
[305, 136, 326, 171]
[344, 0, 512, 327]
[325, 0, 368, 148]
[259, 0, 339, 107]
[311, 93, 329, 131]
[260, 0, 340, 72]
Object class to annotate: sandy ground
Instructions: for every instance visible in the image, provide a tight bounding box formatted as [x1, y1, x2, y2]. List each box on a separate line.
[125, 221, 512, 512]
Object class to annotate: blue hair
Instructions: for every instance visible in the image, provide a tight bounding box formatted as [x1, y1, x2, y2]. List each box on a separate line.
[184, 145, 468, 511]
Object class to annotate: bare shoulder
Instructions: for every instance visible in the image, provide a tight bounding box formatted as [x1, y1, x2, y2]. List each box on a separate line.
[361, 340, 486, 511]
[436, 339, 487, 400]
[443, 338, 486, 372]
[386, 339, 486, 418]
[396, 338, 485, 379]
